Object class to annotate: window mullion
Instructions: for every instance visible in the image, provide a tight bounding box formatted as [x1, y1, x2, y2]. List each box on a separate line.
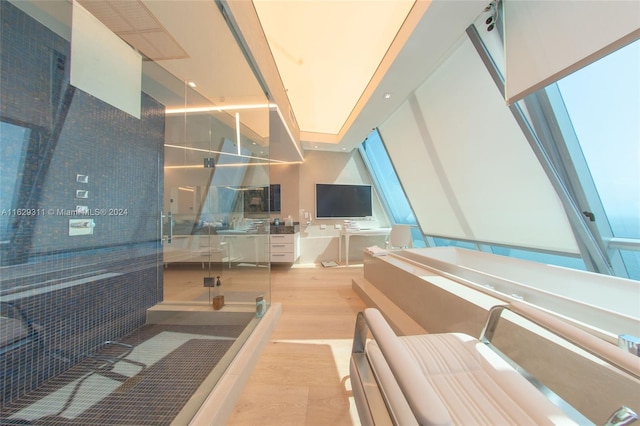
[521, 93, 605, 274]
[358, 144, 394, 225]
[538, 86, 630, 277]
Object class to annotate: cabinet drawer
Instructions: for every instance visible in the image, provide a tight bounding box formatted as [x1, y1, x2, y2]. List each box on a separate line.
[270, 234, 295, 244]
[270, 252, 295, 263]
[270, 242, 293, 253]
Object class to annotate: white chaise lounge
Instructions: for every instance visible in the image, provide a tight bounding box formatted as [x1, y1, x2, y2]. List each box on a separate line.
[350, 302, 640, 426]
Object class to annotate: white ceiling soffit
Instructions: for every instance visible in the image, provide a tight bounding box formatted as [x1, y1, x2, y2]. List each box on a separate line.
[253, 0, 417, 141]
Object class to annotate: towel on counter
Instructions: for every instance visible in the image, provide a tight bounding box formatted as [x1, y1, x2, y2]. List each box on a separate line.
[365, 245, 388, 256]
[344, 220, 360, 231]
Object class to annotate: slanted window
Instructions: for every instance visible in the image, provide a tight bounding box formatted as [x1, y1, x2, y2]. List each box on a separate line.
[359, 129, 425, 247]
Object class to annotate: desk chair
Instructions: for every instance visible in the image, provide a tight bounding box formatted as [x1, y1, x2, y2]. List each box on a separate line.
[386, 224, 413, 250]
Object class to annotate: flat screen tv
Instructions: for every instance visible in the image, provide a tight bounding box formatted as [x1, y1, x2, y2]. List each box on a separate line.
[315, 184, 372, 218]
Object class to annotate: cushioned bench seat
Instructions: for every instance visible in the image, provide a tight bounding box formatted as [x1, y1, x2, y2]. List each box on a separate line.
[352, 307, 580, 426]
[370, 333, 577, 425]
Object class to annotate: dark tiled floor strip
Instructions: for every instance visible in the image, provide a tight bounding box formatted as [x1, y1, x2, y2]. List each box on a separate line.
[1, 323, 251, 425]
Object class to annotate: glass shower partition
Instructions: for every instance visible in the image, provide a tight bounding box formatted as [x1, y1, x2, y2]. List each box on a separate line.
[162, 84, 272, 306]
[1, 0, 271, 423]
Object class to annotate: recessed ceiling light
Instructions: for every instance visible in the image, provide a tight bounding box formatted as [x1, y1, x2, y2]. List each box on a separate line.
[188, 81, 197, 88]
[383, 92, 392, 100]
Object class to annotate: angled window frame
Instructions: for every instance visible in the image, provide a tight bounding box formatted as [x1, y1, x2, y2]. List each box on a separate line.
[358, 129, 425, 248]
[467, 22, 638, 279]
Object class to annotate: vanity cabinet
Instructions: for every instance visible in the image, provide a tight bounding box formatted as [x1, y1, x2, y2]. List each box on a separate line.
[269, 233, 300, 263]
[221, 233, 269, 265]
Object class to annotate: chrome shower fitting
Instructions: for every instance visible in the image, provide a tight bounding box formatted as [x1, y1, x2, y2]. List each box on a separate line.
[605, 406, 639, 426]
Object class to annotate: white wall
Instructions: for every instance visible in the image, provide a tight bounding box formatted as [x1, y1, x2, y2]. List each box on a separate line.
[271, 150, 390, 264]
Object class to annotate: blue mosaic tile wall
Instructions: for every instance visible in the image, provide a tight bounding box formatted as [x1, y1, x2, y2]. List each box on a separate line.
[0, 1, 165, 408]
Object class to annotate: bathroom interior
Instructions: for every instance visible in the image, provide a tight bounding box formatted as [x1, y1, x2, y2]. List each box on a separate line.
[3, 0, 639, 424]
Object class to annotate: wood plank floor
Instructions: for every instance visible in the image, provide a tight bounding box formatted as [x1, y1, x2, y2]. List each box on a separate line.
[226, 264, 367, 426]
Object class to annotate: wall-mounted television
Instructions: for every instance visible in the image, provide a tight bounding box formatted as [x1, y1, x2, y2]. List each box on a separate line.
[315, 183, 372, 218]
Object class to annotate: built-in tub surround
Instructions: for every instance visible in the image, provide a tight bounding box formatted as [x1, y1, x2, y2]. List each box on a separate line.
[398, 247, 640, 339]
[356, 251, 640, 423]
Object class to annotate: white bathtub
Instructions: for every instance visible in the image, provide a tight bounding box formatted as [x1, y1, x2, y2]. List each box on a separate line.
[396, 247, 640, 339]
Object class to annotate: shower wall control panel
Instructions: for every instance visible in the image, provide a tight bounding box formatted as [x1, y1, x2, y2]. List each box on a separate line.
[69, 218, 95, 236]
